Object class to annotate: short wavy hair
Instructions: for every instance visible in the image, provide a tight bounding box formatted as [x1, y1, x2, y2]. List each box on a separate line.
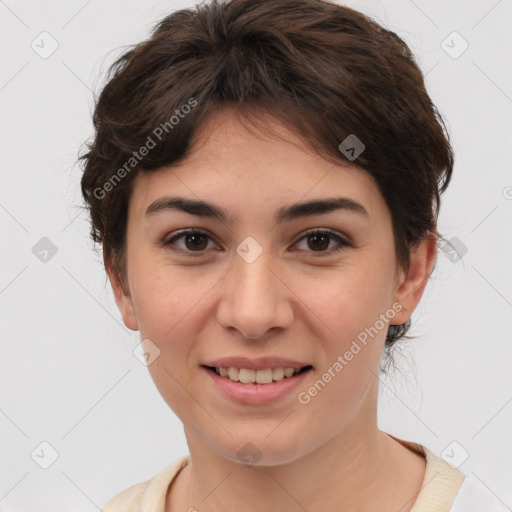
[79, 0, 453, 366]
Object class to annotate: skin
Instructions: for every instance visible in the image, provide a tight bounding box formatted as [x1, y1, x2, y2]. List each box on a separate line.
[107, 106, 437, 512]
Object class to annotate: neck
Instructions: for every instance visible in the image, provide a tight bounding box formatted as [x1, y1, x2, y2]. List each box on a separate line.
[168, 408, 425, 512]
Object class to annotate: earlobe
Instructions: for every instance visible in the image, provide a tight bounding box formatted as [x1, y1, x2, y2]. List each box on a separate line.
[391, 235, 438, 326]
[105, 254, 139, 331]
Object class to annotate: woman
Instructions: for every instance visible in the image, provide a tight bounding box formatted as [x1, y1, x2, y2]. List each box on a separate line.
[79, 0, 507, 510]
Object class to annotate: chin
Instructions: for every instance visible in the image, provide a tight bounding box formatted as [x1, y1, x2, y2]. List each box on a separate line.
[215, 434, 305, 468]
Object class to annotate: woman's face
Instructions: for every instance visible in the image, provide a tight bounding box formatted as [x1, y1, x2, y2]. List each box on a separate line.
[110, 108, 433, 465]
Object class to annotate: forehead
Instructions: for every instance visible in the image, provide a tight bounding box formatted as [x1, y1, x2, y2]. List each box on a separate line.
[128, 108, 388, 225]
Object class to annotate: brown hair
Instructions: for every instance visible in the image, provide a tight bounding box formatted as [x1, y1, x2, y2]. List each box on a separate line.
[79, 0, 453, 358]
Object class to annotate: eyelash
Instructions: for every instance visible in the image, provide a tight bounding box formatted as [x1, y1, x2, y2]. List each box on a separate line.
[162, 228, 352, 257]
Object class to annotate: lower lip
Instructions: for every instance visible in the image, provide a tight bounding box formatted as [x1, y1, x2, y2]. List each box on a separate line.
[201, 366, 312, 405]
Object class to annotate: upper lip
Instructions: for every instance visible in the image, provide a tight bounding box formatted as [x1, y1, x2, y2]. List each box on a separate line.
[201, 357, 312, 371]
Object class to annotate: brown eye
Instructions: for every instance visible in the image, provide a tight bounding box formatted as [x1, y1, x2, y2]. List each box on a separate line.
[183, 232, 208, 251]
[164, 230, 215, 254]
[295, 229, 350, 255]
[307, 233, 330, 251]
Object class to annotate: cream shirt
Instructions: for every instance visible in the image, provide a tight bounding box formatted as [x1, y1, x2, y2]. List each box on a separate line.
[101, 435, 509, 512]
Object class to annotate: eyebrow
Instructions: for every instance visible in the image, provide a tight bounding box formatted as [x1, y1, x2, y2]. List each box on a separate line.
[145, 196, 369, 223]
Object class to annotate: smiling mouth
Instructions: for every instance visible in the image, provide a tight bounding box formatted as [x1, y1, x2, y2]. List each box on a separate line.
[202, 365, 313, 385]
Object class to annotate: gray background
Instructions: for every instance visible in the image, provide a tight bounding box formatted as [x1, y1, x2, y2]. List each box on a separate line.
[1, 0, 511, 510]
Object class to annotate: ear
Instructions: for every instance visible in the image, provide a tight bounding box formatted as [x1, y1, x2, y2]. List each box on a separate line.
[104, 248, 139, 331]
[391, 234, 438, 325]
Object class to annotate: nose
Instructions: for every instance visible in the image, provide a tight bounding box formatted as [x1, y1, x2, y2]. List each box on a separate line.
[216, 249, 294, 340]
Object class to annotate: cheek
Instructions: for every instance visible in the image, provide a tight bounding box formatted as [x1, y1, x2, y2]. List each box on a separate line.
[128, 263, 221, 393]
[131, 269, 205, 417]
[301, 260, 394, 334]
[129, 258, 209, 338]
[296, 279, 387, 423]
[297, 260, 394, 381]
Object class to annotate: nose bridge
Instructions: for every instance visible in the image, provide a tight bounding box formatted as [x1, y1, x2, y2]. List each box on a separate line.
[235, 249, 274, 299]
[217, 244, 291, 339]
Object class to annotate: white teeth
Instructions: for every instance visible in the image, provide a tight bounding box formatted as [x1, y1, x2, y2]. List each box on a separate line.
[239, 368, 256, 383]
[214, 366, 306, 384]
[227, 367, 240, 381]
[272, 367, 284, 380]
[256, 368, 273, 384]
